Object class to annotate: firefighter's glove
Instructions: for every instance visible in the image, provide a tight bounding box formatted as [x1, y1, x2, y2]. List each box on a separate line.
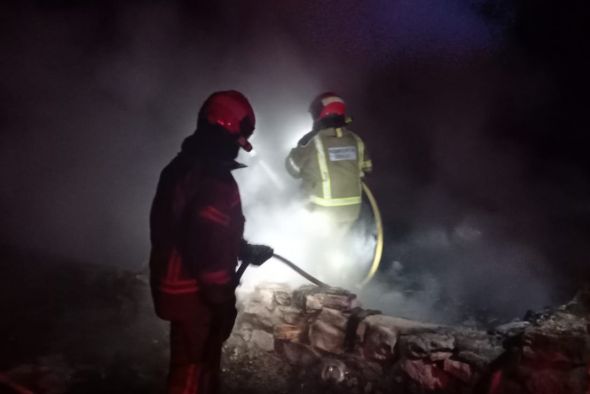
[240, 243, 274, 266]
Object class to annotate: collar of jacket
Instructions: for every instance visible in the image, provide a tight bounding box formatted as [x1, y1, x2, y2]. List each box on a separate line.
[298, 126, 348, 146]
[180, 134, 246, 171]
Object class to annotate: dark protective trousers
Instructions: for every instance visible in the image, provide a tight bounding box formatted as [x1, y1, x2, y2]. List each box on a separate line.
[167, 303, 235, 394]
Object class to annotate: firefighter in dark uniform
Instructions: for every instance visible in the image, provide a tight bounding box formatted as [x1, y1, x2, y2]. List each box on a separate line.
[149, 90, 273, 394]
[286, 92, 372, 231]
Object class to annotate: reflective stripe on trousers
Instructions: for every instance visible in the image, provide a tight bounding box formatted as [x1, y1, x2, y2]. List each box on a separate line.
[167, 319, 224, 394]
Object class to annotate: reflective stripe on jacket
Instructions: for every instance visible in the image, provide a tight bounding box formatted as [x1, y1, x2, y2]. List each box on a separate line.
[286, 126, 372, 208]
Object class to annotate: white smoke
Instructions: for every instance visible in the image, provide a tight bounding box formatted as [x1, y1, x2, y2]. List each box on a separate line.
[1, 1, 573, 326]
[233, 113, 377, 292]
[357, 217, 555, 325]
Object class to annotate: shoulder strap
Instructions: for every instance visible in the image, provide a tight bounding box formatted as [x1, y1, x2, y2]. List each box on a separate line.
[298, 129, 320, 147]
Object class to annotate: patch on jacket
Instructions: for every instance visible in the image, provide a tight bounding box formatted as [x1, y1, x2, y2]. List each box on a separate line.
[328, 146, 357, 161]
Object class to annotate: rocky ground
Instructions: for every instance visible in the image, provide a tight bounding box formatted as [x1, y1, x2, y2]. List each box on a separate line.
[0, 249, 588, 393]
[224, 283, 590, 394]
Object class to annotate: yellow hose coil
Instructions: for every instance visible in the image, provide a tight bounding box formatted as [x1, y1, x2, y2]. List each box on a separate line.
[359, 182, 384, 287]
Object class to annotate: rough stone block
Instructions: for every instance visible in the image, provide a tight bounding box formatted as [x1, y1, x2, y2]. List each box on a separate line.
[429, 351, 453, 362]
[275, 340, 321, 366]
[240, 302, 281, 329]
[399, 333, 455, 359]
[493, 321, 531, 337]
[522, 326, 589, 366]
[277, 306, 305, 325]
[357, 315, 439, 342]
[401, 359, 452, 391]
[274, 290, 292, 306]
[293, 285, 358, 312]
[250, 283, 291, 310]
[250, 329, 275, 352]
[274, 324, 305, 342]
[443, 358, 472, 383]
[310, 320, 345, 354]
[360, 324, 398, 362]
[316, 307, 348, 329]
[455, 350, 492, 370]
[453, 328, 504, 363]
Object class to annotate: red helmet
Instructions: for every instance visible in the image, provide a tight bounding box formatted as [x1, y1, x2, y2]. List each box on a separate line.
[198, 90, 255, 152]
[309, 92, 346, 122]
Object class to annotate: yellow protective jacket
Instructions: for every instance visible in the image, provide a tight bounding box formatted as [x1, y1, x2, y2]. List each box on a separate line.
[286, 126, 372, 215]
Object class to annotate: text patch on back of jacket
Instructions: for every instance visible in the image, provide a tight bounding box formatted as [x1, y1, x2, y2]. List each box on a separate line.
[328, 146, 357, 161]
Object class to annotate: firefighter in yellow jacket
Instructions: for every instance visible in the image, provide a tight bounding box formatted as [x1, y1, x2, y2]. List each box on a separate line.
[286, 92, 372, 230]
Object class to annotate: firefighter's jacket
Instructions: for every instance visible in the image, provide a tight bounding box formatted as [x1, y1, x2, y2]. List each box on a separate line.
[149, 137, 244, 321]
[286, 126, 372, 212]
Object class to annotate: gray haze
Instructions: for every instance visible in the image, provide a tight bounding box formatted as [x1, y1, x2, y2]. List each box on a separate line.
[1, 1, 587, 323]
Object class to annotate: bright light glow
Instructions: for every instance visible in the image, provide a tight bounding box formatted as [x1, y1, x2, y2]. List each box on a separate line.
[234, 112, 375, 292]
[280, 114, 313, 152]
[327, 249, 347, 268]
[236, 197, 376, 291]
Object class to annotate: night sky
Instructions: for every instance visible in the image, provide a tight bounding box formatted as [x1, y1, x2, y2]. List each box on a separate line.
[0, 0, 588, 321]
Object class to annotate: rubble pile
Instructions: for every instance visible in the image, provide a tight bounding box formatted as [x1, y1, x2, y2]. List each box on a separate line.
[223, 283, 590, 394]
[0, 252, 588, 393]
[481, 287, 590, 394]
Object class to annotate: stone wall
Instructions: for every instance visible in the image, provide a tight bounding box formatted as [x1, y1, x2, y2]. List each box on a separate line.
[0, 259, 587, 394]
[223, 284, 590, 394]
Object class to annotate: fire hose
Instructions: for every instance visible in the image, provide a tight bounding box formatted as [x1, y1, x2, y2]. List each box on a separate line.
[271, 253, 329, 287]
[359, 181, 384, 287]
[236, 253, 329, 287]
